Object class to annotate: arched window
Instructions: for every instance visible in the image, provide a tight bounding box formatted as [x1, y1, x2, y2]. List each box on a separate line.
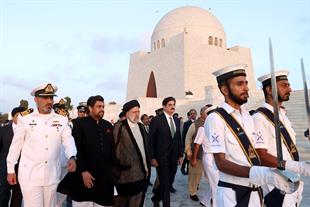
[214, 37, 218, 46]
[154, 42, 156, 50]
[157, 40, 160, 49]
[146, 71, 157, 98]
[208, 36, 213, 45]
[219, 39, 223, 47]
[161, 38, 165, 47]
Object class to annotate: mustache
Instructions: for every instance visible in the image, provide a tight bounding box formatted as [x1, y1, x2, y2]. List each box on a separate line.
[171, 107, 175, 110]
[241, 92, 249, 97]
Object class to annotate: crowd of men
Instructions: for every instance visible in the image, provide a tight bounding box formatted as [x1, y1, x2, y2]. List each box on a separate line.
[1, 63, 310, 207]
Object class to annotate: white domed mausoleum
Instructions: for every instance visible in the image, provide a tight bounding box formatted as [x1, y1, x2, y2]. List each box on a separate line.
[104, 5, 308, 162]
[126, 6, 260, 105]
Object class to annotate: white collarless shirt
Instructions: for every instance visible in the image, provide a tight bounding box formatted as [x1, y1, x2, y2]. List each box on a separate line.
[127, 119, 148, 172]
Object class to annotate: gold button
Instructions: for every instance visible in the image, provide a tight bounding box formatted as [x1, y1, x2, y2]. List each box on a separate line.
[45, 135, 48, 138]
[45, 161, 47, 164]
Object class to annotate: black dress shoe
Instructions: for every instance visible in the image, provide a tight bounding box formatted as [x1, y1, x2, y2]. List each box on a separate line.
[151, 197, 160, 207]
[169, 187, 176, 193]
[190, 195, 199, 201]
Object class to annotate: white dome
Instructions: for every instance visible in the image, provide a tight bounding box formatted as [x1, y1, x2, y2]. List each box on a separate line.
[151, 6, 226, 50]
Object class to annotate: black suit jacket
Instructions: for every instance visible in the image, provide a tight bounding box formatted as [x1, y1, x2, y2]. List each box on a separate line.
[0, 121, 22, 207]
[0, 121, 14, 176]
[149, 113, 182, 165]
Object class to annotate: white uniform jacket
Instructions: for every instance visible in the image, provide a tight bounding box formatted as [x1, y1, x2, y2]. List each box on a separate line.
[205, 102, 256, 187]
[7, 110, 77, 186]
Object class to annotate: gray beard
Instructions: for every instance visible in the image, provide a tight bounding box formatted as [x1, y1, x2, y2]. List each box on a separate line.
[128, 117, 139, 124]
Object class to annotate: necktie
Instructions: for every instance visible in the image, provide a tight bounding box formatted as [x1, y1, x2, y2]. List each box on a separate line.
[169, 117, 176, 138]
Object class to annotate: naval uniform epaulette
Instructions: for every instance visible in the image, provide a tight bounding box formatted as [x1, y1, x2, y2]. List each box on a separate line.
[20, 108, 34, 116]
[56, 109, 67, 117]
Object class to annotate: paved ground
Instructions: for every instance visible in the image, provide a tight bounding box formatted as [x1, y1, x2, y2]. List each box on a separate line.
[143, 167, 310, 207]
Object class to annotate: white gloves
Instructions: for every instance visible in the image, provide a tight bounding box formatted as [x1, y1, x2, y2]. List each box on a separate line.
[286, 160, 310, 176]
[249, 166, 298, 194]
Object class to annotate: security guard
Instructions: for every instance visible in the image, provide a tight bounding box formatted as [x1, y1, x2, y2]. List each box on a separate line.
[72, 104, 88, 127]
[205, 64, 296, 207]
[253, 71, 310, 206]
[76, 105, 89, 118]
[6, 83, 77, 207]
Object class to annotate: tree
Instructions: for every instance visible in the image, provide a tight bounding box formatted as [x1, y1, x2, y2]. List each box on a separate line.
[64, 96, 73, 110]
[0, 112, 9, 124]
[19, 99, 29, 109]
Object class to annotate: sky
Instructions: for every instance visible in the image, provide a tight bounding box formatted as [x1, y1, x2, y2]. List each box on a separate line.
[0, 0, 309, 113]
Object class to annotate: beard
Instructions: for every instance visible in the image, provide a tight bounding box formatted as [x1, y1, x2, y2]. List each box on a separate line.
[37, 103, 52, 114]
[227, 86, 248, 105]
[94, 111, 104, 119]
[278, 93, 290, 102]
[128, 115, 139, 124]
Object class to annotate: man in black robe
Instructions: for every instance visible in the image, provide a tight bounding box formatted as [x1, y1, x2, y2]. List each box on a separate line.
[58, 95, 114, 207]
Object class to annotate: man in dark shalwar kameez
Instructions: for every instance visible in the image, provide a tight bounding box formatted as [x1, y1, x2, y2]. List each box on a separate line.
[57, 95, 115, 207]
[113, 100, 151, 207]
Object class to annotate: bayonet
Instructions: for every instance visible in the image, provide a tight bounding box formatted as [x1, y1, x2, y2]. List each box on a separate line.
[268, 38, 300, 185]
[269, 38, 284, 169]
[301, 58, 310, 137]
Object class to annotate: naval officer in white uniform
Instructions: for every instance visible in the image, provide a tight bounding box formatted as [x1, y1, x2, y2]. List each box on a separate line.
[6, 83, 77, 207]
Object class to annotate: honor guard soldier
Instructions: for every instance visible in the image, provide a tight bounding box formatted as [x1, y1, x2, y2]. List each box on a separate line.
[205, 64, 296, 207]
[6, 83, 77, 207]
[253, 71, 310, 206]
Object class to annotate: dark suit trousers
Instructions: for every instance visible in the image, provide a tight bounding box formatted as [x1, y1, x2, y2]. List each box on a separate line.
[0, 176, 22, 207]
[153, 163, 177, 207]
[0, 175, 10, 207]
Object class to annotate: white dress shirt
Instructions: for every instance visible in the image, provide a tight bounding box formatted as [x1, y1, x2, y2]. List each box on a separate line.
[163, 112, 176, 131]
